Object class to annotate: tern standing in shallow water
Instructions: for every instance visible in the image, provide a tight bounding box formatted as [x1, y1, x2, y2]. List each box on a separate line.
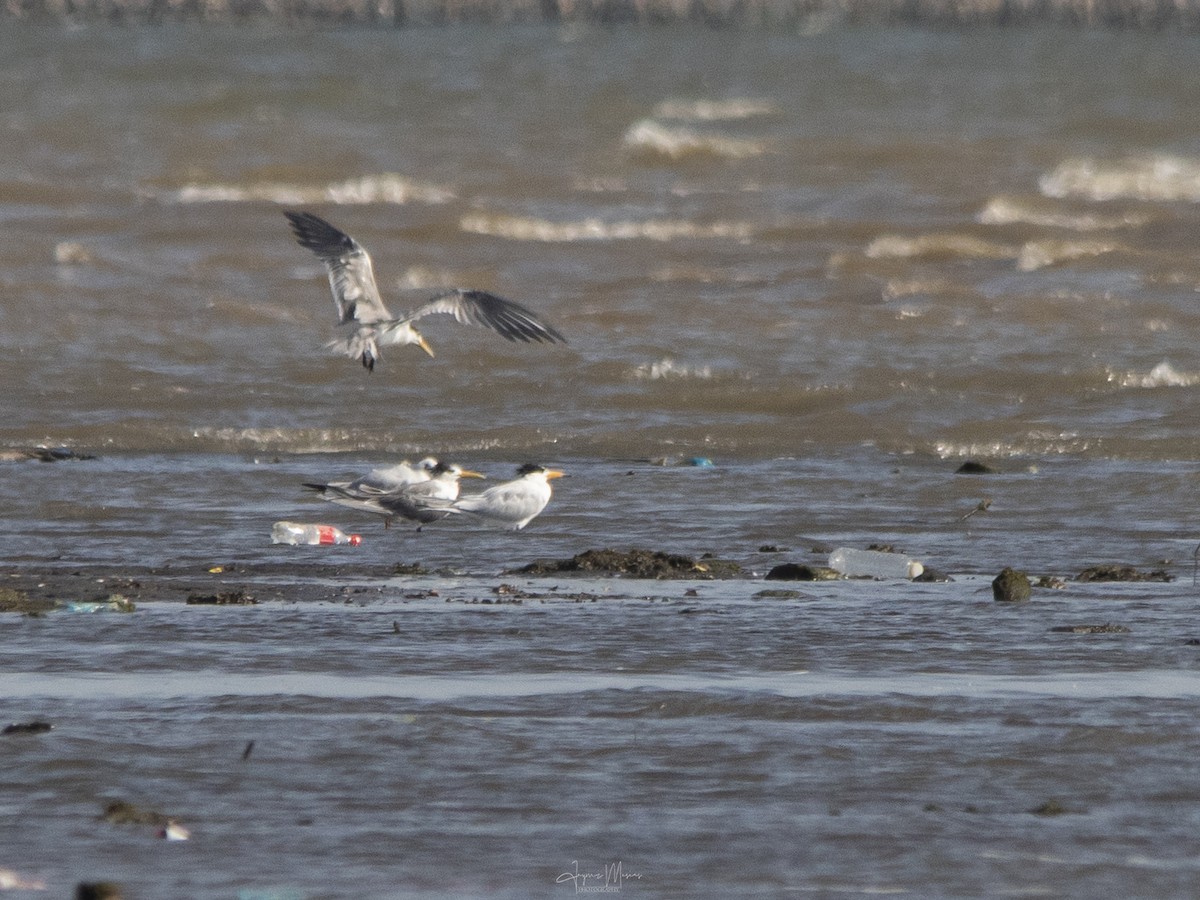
[284, 210, 566, 372]
[303, 459, 484, 528]
[438, 463, 563, 531]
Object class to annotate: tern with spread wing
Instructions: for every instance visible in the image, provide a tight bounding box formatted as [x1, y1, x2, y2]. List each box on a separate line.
[303, 458, 484, 528]
[436, 463, 563, 531]
[285, 210, 566, 372]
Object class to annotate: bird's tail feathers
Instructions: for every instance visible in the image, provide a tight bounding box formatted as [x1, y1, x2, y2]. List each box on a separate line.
[326, 328, 380, 372]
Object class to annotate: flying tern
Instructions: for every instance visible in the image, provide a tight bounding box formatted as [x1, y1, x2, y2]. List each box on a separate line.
[284, 210, 566, 372]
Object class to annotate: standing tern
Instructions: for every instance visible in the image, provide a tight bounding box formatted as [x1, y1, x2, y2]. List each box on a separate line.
[304, 459, 484, 528]
[438, 463, 563, 531]
[284, 210, 566, 372]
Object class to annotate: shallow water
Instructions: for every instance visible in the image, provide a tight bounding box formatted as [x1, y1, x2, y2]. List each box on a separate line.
[3, 21, 1200, 899]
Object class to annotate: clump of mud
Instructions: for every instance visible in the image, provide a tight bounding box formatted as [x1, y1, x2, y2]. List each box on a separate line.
[1076, 564, 1172, 582]
[509, 548, 742, 579]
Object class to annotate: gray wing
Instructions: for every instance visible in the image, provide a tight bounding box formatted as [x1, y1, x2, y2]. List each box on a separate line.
[391, 289, 567, 344]
[376, 480, 455, 524]
[285, 211, 392, 325]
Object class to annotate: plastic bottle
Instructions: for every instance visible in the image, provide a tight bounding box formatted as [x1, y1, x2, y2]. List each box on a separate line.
[272, 521, 362, 546]
[828, 547, 923, 580]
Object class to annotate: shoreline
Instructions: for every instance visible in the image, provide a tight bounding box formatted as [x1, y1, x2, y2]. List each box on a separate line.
[5, 0, 1200, 29]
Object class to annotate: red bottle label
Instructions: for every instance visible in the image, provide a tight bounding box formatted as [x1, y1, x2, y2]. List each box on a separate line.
[317, 526, 337, 545]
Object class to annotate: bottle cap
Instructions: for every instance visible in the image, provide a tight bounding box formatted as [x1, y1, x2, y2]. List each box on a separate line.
[348, 534, 363, 546]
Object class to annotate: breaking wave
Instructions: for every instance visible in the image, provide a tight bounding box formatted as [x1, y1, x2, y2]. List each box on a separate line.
[865, 233, 1016, 261]
[1039, 155, 1200, 203]
[156, 174, 456, 206]
[1016, 239, 1119, 271]
[651, 98, 776, 122]
[622, 119, 766, 160]
[1109, 361, 1199, 389]
[632, 358, 714, 380]
[977, 196, 1149, 230]
[460, 212, 754, 242]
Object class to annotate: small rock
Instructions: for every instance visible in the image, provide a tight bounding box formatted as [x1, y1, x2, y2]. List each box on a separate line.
[101, 800, 170, 827]
[76, 883, 124, 900]
[992, 567, 1031, 602]
[1049, 623, 1131, 634]
[752, 589, 805, 599]
[955, 460, 998, 474]
[1030, 799, 1070, 816]
[3, 722, 53, 735]
[913, 567, 952, 583]
[764, 563, 840, 581]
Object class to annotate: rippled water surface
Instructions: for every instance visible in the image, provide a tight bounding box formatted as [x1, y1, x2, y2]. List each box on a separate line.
[4, 22, 1200, 899]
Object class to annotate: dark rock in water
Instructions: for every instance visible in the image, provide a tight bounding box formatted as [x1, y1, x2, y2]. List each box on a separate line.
[393, 561, 430, 575]
[3, 721, 53, 735]
[758, 545, 787, 553]
[101, 800, 170, 827]
[1049, 623, 1132, 634]
[992, 567, 1031, 602]
[1030, 799, 1070, 816]
[22, 446, 97, 463]
[764, 563, 840, 581]
[509, 548, 741, 579]
[1076, 564, 1173, 583]
[753, 588, 805, 599]
[955, 460, 998, 474]
[76, 884, 124, 900]
[913, 567, 952, 583]
[186, 590, 256, 605]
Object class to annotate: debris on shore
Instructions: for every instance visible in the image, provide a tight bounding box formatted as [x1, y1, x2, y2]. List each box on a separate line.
[186, 590, 257, 605]
[0, 587, 134, 615]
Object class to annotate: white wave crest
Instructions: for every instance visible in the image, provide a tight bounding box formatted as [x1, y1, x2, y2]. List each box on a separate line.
[1039, 155, 1200, 203]
[865, 233, 1016, 261]
[652, 98, 776, 122]
[1016, 239, 1118, 272]
[460, 212, 754, 243]
[163, 174, 455, 206]
[623, 119, 765, 160]
[1110, 361, 1199, 388]
[633, 358, 713, 380]
[977, 197, 1149, 230]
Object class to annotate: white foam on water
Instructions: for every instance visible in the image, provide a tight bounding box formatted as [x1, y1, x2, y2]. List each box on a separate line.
[1109, 360, 1199, 389]
[651, 98, 776, 122]
[1016, 238, 1119, 271]
[632, 357, 714, 380]
[160, 173, 455, 206]
[865, 233, 1017, 261]
[460, 211, 754, 242]
[1039, 154, 1200, 203]
[977, 196, 1149, 230]
[622, 118, 766, 159]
